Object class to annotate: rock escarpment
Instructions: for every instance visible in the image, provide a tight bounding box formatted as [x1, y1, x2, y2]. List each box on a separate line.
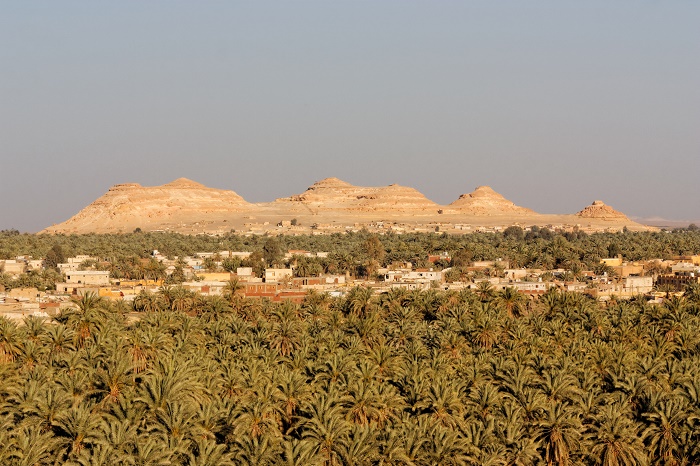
[42, 177, 651, 234]
[276, 178, 440, 214]
[44, 178, 251, 233]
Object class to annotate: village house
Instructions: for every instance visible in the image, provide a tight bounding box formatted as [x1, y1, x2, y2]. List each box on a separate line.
[181, 280, 228, 296]
[384, 268, 443, 285]
[428, 252, 451, 263]
[624, 276, 654, 294]
[25, 259, 43, 271]
[292, 275, 346, 289]
[508, 281, 551, 296]
[0, 260, 26, 276]
[235, 267, 255, 280]
[57, 255, 99, 273]
[656, 262, 700, 291]
[675, 255, 700, 266]
[264, 268, 294, 283]
[504, 268, 529, 281]
[195, 272, 233, 282]
[58, 262, 80, 272]
[65, 270, 110, 286]
[600, 256, 623, 267]
[54, 270, 111, 296]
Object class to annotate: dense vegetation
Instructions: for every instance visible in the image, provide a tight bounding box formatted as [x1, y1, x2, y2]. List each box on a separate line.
[2, 229, 700, 278]
[2, 285, 700, 465]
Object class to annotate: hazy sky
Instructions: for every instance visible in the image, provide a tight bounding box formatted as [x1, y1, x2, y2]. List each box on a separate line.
[1, 1, 699, 232]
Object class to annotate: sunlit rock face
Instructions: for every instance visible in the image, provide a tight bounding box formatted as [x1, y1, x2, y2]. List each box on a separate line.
[448, 186, 535, 215]
[576, 200, 628, 219]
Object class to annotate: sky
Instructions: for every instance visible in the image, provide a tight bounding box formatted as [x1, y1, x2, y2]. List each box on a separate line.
[1, 1, 699, 232]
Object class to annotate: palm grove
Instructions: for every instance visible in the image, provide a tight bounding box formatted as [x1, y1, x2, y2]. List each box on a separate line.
[1, 229, 700, 464]
[2, 227, 700, 286]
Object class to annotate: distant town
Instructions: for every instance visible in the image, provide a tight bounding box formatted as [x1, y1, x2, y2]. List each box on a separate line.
[3, 241, 698, 321]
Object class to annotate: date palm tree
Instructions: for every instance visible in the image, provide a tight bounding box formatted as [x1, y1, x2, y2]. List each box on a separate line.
[589, 404, 647, 466]
[302, 395, 351, 466]
[9, 425, 59, 466]
[53, 405, 102, 458]
[535, 402, 582, 466]
[495, 286, 527, 318]
[642, 397, 696, 466]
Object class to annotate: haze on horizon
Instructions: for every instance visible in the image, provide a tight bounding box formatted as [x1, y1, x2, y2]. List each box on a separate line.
[1, 1, 698, 233]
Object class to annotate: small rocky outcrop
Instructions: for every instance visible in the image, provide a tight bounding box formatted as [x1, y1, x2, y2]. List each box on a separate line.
[576, 200, 628, 219]
[449, 186, 535, 215]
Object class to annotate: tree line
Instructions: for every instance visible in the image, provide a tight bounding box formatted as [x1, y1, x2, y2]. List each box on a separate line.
[2, 229, 700, 280]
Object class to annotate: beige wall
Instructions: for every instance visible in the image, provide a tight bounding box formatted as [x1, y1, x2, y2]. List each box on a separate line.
[65, 271, 110, 286]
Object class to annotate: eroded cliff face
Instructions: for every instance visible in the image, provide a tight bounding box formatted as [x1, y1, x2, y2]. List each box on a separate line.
[275, 178, 441, 214]
[576, 200, 629, 219]
[42, 177, 649, 234]
[448, 186, 535, 215]
[43, 178, 252, 233]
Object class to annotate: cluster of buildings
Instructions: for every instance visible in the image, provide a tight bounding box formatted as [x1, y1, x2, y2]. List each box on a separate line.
[2, 250, 700, 320]
[224, 220, 627, 236]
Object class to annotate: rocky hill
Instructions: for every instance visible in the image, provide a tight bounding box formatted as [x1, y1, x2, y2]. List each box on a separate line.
[576, 200, 629, 219]
[448, 186, 535, 215]
[42, 177, 651, 234]
[275, 178, 440, 215]
[43, 178, 252, 234]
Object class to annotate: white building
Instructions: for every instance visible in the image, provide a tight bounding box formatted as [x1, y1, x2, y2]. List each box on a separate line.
[265, 268, 294, 282]
[0, 260, 25, 276]
[385, 269, 443, 283]
[624, 276, 654, 294]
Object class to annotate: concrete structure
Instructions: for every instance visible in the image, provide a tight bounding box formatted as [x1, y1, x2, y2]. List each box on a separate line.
[624, 276, 654, 294]
[600, 256, 623, 267]
[472, 260, 510, 269]
[675, 255, 700, 266]
[8, 288, 41, 302]
[65, 270, 110, 286]
[504, 269, 529, 280]
[656, 274, 700, 291]
[221, 251, 252, 259]
[506, 281, 551, 296]
[292, 274, 346, 288]
[264, 268, 294, 282]
[610, 264, 645, 279]
[55, 284, 104, 296]
[182, 280, 228, 296]
[384, 269, 443, 283]
[67, 255, 97, 264]
[195, 272, 233, 282]
[671, 262, 700, 275]
[58, 263, 80, 272]
[26, 260, 43, 271]
[0, 260, 25, 276]
[388, 282, 432, 291]
[428, 252, 451, 263]
[656, 263, 700, 291]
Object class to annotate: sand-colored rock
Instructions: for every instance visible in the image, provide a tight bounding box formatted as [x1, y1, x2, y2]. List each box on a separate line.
[576, 200, 628, 219]
[276, 178, 440, 214]
[42, 177, 652, 234]
[44, 178, 251, 234]
[449, 186, 535, 215]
